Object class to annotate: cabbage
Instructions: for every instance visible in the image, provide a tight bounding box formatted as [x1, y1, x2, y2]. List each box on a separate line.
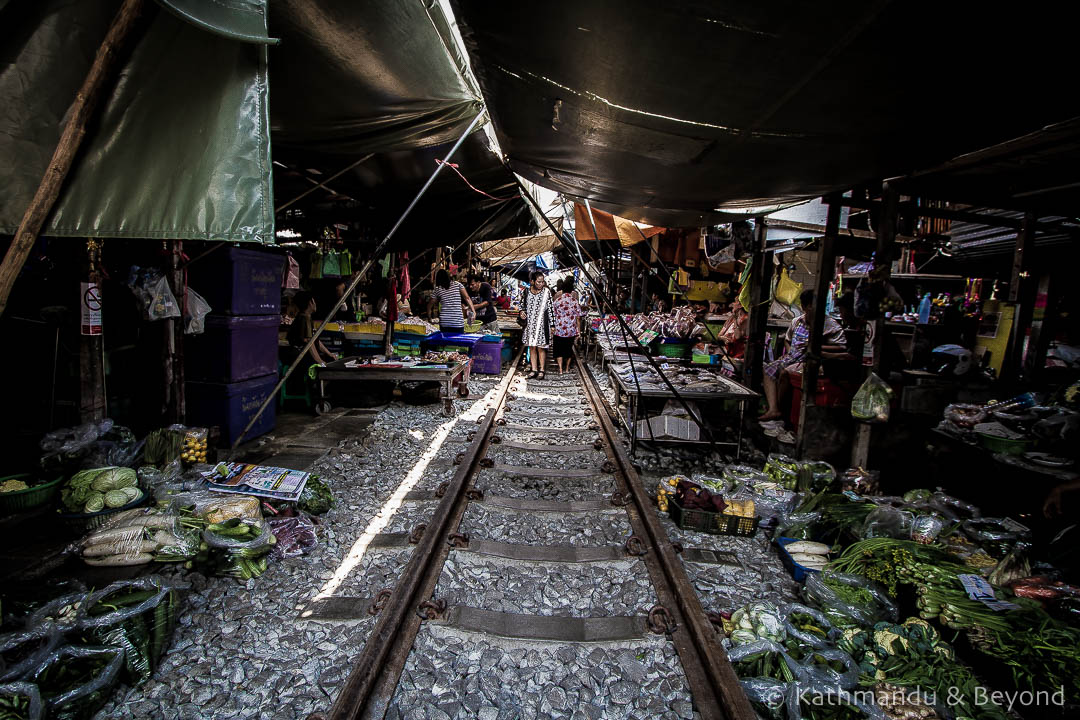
[61, 468, 111, 512]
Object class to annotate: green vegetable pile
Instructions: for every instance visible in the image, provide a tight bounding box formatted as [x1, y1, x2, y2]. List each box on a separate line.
[0, 690, 33, 720]
[298, 476, 333, 515]
[840, 618, 1007, 720]
[733, 647, 797, 683]
[60, 467, 140, 514]
[203, 519, 275, 581]
[82, 583, 178, 686]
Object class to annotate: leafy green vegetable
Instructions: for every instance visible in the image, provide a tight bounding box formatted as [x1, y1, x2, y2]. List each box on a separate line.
[298, 477, 333, 515]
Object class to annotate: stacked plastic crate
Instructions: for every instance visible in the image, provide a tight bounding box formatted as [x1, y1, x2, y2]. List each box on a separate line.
[184, 248, 285, 445]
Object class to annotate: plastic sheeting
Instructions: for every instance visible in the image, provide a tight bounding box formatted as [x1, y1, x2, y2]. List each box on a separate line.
[0, 0, 273, 242]
[267, 0, 483, 157]
[453, 0, 1080, 225]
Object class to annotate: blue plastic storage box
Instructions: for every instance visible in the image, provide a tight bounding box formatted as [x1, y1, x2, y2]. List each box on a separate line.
[185, 373, 277, 445]
[186, 314, 280, 382]
[472, 340, 504, 374]
[188, 247, 284, 315]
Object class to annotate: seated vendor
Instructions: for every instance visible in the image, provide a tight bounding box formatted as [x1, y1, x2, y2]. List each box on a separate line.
[759, 289, 844, 421]
[718, 305, 749, 359]
[284, 291, 335, 370]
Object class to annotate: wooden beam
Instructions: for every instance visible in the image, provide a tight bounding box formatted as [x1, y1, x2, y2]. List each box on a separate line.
[165, 240, 185, 423]
[80, 241, 106, 423]
[851, 186, 899, 468]
[765, 218, 915, 244]
[795, 200, 841, 457]
[1005, 212, 1038, 380]
[743, 218, 774, 391]
[0, 0, 147, 316]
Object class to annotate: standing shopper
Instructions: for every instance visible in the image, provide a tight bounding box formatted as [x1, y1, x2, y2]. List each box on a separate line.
[435, 269, 476, 334]
[520, 270, 553, 379]
[552, 278, 582, 374]
[435, 269, 477, 396]
[468, 273, 501, 334]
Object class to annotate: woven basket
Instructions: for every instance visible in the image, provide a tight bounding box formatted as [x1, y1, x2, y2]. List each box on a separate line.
[0, 473, 64, 515]
[57, 492, 150, 534]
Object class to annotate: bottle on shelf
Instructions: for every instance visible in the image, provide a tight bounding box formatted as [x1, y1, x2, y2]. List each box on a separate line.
[918, 294, 932, 325]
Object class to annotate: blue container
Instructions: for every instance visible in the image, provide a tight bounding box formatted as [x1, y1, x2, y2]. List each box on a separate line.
[185, 373, 277, 445]
[501, 344, 513, 364]
[188, 246, 284, 315]
[421, 332, 483, 354]
[472, 340, 503, 374]
[776, 537, 823, 582]
[186, 314, 280, 382]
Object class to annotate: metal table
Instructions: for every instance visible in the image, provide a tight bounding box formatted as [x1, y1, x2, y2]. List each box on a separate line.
[609, 369, 758, 457]
[315, 357, 468, 414]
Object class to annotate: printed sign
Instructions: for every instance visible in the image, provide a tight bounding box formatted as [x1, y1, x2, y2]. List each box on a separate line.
[81, 282, 102, 335]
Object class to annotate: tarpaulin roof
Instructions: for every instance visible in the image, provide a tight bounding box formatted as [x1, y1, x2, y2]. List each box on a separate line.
[477, 233, 560, 264]
[0, 0, 274, 242]
[572, 203, 664, 247]
[452, 0, 1080, 225]
[1, 0, 513, 244]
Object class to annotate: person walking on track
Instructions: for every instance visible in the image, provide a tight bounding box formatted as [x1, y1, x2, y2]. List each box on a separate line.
[552, 277, 582, 374]
[520, 270, 553, 379]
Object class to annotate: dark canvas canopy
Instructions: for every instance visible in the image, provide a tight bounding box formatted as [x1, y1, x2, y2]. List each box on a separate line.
[0, 0, 513, 244]
[452, 0, 1080, 225]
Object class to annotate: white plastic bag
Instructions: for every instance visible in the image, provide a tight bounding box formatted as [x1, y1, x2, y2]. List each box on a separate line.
[184, 288, 211, 334]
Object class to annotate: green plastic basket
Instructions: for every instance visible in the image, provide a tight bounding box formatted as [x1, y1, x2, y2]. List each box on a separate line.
[0, 473, 64, 515]
[977, 432, 1031, 456]
[668, 496, 759, 537]
[657, 341, 691, 359]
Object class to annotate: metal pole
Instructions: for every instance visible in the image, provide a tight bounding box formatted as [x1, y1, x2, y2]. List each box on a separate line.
[231, 113, 484, 450]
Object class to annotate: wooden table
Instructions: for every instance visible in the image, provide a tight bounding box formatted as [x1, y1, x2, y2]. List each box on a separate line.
[315, 357, 468, 414]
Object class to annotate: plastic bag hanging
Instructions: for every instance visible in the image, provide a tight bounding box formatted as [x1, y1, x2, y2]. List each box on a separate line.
[309, 250, 323, 279]
[183, 288, 211, 334]
[851, 372, 892, 423]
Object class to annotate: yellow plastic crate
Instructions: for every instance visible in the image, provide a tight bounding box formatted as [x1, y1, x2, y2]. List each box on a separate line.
[394, 322, 429, 335]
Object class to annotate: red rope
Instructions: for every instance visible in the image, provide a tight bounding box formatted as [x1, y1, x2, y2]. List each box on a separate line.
[435, 159, 517, 201]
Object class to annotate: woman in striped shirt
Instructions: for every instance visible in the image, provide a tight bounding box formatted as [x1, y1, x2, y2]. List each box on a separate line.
[435, 269, 477, 397]
[435, 269, 476, 334]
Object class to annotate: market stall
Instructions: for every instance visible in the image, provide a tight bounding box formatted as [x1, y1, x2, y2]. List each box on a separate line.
[609, 361, 757, 456]
[652, 447, 1080, 720]
[315, 353, 471, 415]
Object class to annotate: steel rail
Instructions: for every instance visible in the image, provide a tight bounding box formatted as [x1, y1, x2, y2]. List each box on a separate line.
[574, 353, 756, 720]
[313, 349, 523, 720]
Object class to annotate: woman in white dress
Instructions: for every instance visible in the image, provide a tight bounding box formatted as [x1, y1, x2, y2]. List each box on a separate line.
[519, 271, 553, 379]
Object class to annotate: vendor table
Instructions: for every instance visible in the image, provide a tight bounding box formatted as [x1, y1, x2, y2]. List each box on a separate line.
[609, 369, 757, 457]
[315, 357, 468, 414]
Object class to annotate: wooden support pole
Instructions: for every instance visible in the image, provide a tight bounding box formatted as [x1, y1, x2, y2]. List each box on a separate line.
[851, 186, 899, 468]
[1005, 212, 1037, 381]
[164, 240, 185, 423]
[795, 200, 842, 457]
[80, 240, 106, 423]
[384, 254, 396, 357]
[0, 0, 147, 316]
[743, 218, 774, 391]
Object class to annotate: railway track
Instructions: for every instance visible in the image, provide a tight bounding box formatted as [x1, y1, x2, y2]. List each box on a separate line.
[310, 353, 755, 720]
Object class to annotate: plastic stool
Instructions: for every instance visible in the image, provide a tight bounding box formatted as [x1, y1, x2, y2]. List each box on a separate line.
[278, 361, 313, 410]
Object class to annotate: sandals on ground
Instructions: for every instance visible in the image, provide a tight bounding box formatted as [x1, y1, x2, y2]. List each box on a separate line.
[526, 370, 538, 379]
[537, 371, 546, 380]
